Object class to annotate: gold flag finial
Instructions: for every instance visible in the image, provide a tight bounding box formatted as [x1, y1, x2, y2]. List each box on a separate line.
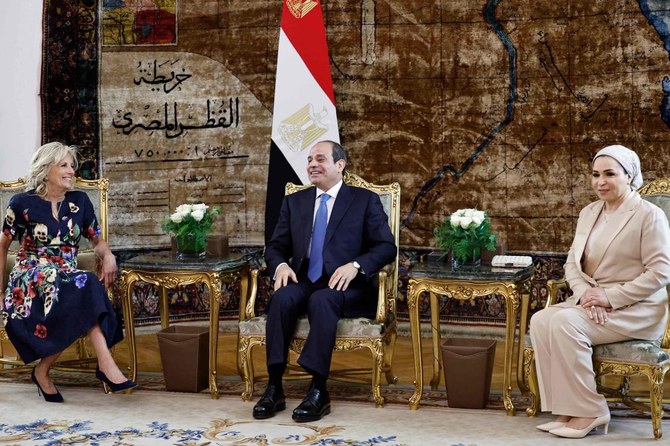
[286, 0, 318, 19]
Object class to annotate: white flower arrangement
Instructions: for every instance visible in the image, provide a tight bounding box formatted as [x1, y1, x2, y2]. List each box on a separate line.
[435, 208, 497, 264]
[162, 203, 221, 253]
[169, 203, 211, 224]
[449, 208, 486, 229]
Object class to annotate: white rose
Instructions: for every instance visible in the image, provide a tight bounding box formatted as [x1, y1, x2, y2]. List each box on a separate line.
[464, 209, 475, 218]
[192, 203, 208, 212]
[175, 204, 193, 214]
[450, 214, 461, 227]
[170, 212, 184, 223]
[191, 209, 205, 221]
[459, 216, 473, 229]
[471, 214, 484, 226]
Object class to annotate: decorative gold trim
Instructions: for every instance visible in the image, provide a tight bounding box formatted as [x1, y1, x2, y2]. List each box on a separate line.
[406, 274, 530, 415]
[638, 177, 670, 196]
[120, 262, 250, 399]
[595, 360, 670, 439]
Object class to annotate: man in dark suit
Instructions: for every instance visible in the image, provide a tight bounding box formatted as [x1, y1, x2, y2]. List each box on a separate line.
[253, 140, 397, 422]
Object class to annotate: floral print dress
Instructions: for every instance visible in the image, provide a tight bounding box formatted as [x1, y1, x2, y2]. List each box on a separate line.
[2, 190, 121, 363]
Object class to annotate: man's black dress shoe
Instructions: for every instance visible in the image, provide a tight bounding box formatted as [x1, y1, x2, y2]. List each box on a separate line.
[253, 384, 286, 419]
[292, 387, 331, 422]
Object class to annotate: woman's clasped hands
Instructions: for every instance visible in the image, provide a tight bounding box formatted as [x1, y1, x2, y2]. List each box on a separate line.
[579, 287, 612, 325]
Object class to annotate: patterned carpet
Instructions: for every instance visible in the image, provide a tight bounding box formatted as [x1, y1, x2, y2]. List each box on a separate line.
[0, 369, 664, 419]
[0, 369, 513, 410]
[0, 381, 662, 446]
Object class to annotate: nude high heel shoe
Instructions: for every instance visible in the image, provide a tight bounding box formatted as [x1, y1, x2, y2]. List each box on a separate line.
[549, 414, 610, 438]
[536, 421, 567, 432]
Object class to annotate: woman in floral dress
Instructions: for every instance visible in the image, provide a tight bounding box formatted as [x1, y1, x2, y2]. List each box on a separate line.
[0, 142, 135, 402]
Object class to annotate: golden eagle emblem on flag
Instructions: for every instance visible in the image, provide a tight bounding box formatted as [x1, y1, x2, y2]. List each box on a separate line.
[287, 0, 318, 19]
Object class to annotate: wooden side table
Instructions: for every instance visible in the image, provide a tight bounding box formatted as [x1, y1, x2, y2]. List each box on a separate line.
[118, 251, 250, 399]
[406, 260, 533, 415]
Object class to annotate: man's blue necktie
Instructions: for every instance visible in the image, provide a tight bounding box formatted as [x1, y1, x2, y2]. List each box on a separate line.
[308, 193, 330, 282]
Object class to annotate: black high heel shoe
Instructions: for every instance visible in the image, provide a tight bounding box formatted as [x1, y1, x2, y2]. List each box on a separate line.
[31, 367, 64, 403]
[95, 367, 137, 394]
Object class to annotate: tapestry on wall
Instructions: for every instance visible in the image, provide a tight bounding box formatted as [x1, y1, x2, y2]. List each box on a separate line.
[101, 0, 177, 45]
[40, 0, 670, 328]
[42, 0, 670, 252]
[41, 0, 100, 179]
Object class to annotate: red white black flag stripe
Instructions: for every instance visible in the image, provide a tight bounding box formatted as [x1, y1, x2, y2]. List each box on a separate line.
[264, 0, 340, 242]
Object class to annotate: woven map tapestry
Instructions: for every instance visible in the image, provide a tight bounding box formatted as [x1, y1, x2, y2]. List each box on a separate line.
[44, 0, 670, 254]
[40, 0, 670, 326]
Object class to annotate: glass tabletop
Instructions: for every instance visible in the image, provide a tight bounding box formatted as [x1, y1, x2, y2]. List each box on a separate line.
[119, 250, 250, 273]
[410, 258, 534, 282]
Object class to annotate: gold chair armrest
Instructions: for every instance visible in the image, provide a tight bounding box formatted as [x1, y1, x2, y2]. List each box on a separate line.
[374, 264, 394, 324]
[546, 277, 568, 307]
[240, 266, 264, 321]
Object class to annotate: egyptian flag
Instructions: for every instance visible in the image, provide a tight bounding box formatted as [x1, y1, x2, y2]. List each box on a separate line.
[264, 0, 340, 242]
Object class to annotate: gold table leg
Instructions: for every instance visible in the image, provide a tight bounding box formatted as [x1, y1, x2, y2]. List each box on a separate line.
[118, 261, 249, 400]
[405, 276, 525, 415]
[517, 292, 531, 394]
[501, 287, 519, 416]
[207, 273, 221, 399]
[407, 279, 423, 410]
[429, 291, 442, 390]
[159, 286, 170, 330]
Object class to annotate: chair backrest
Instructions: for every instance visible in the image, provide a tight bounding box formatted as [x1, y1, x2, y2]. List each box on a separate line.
[638, 177, 670, 349]
[285, 172, 401, 304]
[0, 177, 109, 255]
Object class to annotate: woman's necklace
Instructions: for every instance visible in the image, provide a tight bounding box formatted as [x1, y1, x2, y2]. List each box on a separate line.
[43, 192, 66, 220]
[52, 200, 64, 220]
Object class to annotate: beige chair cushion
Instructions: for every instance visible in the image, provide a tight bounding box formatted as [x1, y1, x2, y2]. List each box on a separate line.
[593, 339, 670, 364]
[239, 314, 395, 339]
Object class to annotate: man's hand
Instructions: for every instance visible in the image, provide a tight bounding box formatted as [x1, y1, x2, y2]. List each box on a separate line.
[328, 262, 359, 291]
[274, 264, 298, 291]
[580, 287, 611, 325]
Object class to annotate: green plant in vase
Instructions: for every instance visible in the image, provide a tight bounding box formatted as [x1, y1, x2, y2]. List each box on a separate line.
[162, 203, 221, 258]
[434, 208, 497, 267]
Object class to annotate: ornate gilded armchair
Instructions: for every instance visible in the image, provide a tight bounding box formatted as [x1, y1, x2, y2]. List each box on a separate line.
[237, 172, 400, 406]
[1, 177, 110, 372]
[520, 177, 670, 439]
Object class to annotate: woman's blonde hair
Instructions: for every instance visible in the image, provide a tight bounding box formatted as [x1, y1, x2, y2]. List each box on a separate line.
[27, 142, 79, 195]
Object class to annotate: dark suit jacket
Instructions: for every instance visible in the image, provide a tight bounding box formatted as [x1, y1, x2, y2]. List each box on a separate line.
[265, 182, 397, 291]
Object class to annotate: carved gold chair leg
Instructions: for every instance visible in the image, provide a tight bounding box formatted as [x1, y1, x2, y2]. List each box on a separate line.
[649, 369, 665, 440]
[369, 339, 385, 407]
[238, 338, 263, 402]
[523, 347, 541, 416]
[384, 330, 398, 385]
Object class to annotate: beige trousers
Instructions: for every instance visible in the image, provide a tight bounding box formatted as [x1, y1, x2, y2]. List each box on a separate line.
[529, 304, 635, 417]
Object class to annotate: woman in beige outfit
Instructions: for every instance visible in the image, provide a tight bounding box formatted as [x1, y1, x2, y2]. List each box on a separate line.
[529, 145, 670, 438]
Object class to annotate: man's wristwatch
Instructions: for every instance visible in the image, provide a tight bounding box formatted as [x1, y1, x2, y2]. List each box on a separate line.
[352, 261, 362, 273]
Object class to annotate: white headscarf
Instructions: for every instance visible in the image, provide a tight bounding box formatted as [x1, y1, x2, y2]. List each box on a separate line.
[593, 145, 643, 191]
